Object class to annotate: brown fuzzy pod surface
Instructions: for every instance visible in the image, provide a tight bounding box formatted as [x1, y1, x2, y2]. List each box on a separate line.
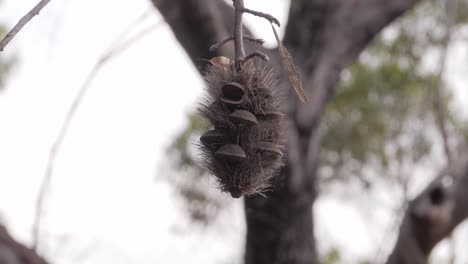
[199, 61, 286, 198]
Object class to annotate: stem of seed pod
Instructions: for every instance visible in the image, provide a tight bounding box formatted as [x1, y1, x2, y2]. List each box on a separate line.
[233, 0, 245, 72]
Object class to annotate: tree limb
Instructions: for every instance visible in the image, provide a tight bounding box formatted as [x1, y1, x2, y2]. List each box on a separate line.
[0, 224, 47, 264]
[0, 0, 52, 52]
[284, 0, 422, 132]
[278, 0, 422, 195]
[386, 148, 468, 264]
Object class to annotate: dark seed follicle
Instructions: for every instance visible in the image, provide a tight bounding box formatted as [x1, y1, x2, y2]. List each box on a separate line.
[215, 144, 247, 162]
[198, 61, 286, 198]
[222, 82, 245, 100]
[257, 141, 283, 156]
[230, 110, 258, 125]
[220, 82, 245, 105]
[200, 130, 225, 148]
[258, 110, 284, 120]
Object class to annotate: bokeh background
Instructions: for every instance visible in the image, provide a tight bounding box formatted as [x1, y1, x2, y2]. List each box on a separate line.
[1, 0, 468, 263]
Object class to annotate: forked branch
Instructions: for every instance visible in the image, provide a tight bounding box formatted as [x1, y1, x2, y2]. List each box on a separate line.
[243, 8, 280, 26]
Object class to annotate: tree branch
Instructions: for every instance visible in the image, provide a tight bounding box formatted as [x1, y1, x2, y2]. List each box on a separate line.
[278, 0, 422, 194]
[285, 0, 422, 132]
[386, 148, 468, 264]
[232, 0, 245, 71]
[0, 0, 52, 52]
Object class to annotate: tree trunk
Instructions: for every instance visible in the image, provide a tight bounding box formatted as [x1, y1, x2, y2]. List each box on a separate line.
[244, 169, 318, 264]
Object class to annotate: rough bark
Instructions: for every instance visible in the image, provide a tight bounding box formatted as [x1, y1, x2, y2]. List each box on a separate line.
[0, 225, 47, 264]
[151, 0, 423, 263]
[386, 149, 468, 264]
[154, 0, 235, 65]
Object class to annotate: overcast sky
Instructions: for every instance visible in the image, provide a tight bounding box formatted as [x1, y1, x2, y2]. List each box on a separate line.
[0, 0, 467, 263]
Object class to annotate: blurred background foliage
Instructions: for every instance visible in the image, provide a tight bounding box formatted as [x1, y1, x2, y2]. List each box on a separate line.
[160, 0, 468, 231]
[162, 113, 228, 224]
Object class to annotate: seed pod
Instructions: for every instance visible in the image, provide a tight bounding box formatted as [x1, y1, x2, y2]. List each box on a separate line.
[229, 187, 242, 199]
[230, 110, 258, 125]
[257, 141, 283, 156]
[200, 130, 224, 148]
[220, 82, 245, 105]
[198, 61, 286, 198]
[258, 111, 284, 121]
[257, 141, 283, 165]
[215, 144, 246, 162]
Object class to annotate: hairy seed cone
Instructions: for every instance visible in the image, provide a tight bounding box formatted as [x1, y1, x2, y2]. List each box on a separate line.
[198, 61, 286, 198]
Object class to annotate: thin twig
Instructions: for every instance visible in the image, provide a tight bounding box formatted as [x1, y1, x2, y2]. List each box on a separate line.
[31, 15, 161, 250]
[433, 0, 458, 263]
[233, 0, 246, 71]
[209, 35, 264, 52]
[244, 51, 269, 62]
[433, 0, 457, 162]
[209, 36, 234, 52]
[0, 0, 52, 51]
[243, 8, 280, 27]
[101, 25, 159, 62]
[105, 9, 153, 53]
[244, 35, 265, 45]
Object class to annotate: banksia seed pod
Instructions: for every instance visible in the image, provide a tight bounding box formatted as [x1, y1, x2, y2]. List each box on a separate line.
[198, 61, 285, 198]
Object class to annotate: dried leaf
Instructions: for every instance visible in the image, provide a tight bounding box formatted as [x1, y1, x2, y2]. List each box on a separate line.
[271, 24, 308, 103]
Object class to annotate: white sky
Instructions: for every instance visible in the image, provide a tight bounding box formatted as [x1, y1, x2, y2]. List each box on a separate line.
[0, 0, 467, 263]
